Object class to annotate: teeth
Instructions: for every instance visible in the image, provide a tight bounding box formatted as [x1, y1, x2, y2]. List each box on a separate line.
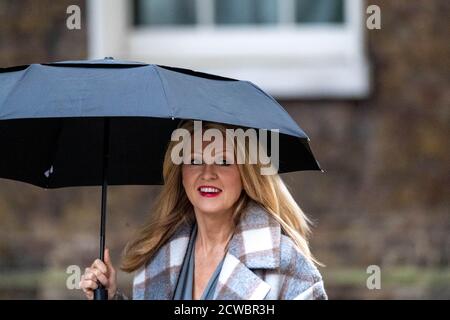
[199, 187, 221, 193]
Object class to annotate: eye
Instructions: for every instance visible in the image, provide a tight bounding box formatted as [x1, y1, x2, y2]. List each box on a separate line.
[217, 158, 231, 166]
[190, 157, 203, 165]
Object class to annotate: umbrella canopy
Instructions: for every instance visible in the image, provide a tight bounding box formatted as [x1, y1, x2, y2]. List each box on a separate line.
[0, 58, 322, 188]
[0, 58, 323, 299]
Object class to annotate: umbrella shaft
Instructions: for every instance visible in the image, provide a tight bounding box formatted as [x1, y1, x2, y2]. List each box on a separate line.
[99, 118, 110, 261]
[99, 181, 107, 261]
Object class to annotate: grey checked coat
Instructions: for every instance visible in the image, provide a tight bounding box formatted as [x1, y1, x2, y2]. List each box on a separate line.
[127, 201, 327, 300]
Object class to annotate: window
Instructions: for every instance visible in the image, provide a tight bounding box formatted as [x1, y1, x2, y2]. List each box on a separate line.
[88, 0, 370, 98]
[133, 0, 345, 26]
[134, 0, 197, 26]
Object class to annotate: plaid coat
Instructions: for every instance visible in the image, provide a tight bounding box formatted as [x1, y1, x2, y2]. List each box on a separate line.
[131, 201, 327, 300]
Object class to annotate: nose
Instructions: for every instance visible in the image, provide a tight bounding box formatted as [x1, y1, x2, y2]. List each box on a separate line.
[200, 164, 218, 180]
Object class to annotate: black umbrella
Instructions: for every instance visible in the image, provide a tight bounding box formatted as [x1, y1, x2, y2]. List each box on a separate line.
[0, 58, 322, 299]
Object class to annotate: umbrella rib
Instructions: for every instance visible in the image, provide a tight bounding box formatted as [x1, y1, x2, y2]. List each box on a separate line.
[1, 66, 33, 117]
[153, 66, 175, 120]
[246, 81, 307, 138]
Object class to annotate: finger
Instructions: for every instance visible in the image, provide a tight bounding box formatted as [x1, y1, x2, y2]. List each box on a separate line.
[80, 273, 89, 289]
[85, 290, 94, 300]
[80, 278, 97, 290]
[84, 267, 104, 283]
[91, 268, 109, 287]
[82, 279, 98, 291]
[84, 267, 95, 281]
[83, 271, 97, 282]
[104, 248, 116, 275]
[84, 268, 109, 288]
[81, 284, 91, 294]
[91, 259, 108, 275]
[79, 275, 86, 289]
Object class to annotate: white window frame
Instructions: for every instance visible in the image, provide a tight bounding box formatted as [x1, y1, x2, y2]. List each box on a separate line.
[88, 0, 370, 99]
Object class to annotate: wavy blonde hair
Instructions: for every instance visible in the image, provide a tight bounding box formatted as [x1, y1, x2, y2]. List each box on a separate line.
[121, 120, 319, 272]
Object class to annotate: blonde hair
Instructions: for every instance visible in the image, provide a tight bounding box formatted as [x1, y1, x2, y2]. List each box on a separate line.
[121, 121, 319, 272]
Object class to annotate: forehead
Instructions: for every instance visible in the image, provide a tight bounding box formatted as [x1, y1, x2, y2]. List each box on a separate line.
[190, 139, 234, 156]
[187, 133, 234, 151]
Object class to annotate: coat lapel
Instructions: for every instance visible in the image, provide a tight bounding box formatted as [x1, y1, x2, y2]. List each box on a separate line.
[213, 253, 271, 299]
[214, 202, 282, 300]
[133, 220, 193, 299]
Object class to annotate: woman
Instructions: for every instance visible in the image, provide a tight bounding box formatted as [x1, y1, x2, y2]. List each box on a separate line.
[80, 121, 327, 300]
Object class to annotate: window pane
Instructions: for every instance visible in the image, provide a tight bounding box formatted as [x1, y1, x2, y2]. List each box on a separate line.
[134, 0, 196, 26]
[295, 0, 344, 24]
[215, 0, 278, 25]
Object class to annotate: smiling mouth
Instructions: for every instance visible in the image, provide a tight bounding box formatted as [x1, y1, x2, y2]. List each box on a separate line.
[198, 186, 222, 198]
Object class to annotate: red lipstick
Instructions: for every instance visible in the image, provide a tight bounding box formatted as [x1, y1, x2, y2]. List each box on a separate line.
[197, 185, 222, 198]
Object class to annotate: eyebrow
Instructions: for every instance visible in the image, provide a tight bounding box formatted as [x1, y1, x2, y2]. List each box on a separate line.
[190, 150, 234, 156]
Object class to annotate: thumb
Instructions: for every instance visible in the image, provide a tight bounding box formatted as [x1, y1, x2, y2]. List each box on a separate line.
[104, 248, 115, 273]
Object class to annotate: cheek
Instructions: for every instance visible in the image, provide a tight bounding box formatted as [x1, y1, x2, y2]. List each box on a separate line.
[223, 170, 243, 198]
[181, 167, 196, 193]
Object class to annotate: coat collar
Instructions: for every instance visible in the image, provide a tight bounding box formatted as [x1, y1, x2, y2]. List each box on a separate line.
[226, 201, 281, 270]
[213, 201, 281, 299]
[135, 201, 281, 299]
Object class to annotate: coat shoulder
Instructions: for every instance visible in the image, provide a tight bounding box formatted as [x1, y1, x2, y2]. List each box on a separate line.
[279, 234, 322, 282]
[276, 234, 328, 299]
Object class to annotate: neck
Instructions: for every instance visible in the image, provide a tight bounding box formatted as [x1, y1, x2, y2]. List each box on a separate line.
[194, 208, 234, 254]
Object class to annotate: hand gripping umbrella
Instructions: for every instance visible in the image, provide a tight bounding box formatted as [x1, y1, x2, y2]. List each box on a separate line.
[0, 58, 323, 299]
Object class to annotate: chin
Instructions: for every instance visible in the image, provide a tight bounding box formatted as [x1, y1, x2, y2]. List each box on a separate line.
[193, 201, 229, 215]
